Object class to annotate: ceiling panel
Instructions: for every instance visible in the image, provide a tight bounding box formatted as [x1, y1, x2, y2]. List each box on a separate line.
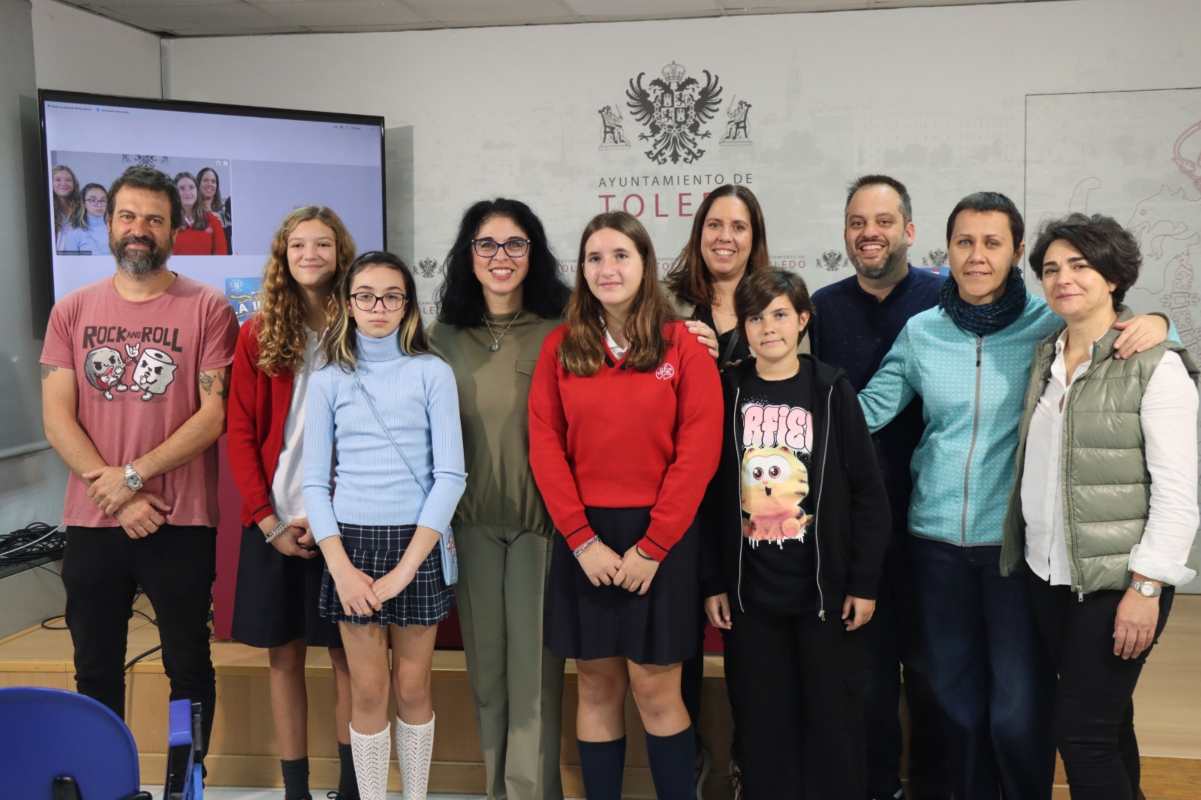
[57, 0, 1036, 37]
[249, 0, 426, 28]
[400, 0, 577, 26]
[93, 0, 238, 7]
[564, 0, 721, 15]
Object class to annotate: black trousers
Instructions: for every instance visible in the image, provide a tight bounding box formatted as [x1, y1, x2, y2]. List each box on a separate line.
[723, 603, 867, 799]
[1025, 569, 1174, 800]
[62, 525, 217, 759]
[863, 539, 949, 799]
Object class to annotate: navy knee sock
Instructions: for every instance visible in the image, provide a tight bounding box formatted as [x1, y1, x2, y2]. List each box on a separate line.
[280, 757, 310, 800]
[337, 741, 360, 800]
[578, 737, 626, 800]
[646, 727, 697, 800]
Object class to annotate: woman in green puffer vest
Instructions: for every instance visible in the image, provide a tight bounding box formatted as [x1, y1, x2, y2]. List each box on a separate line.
[1003, 212, 1199, 800]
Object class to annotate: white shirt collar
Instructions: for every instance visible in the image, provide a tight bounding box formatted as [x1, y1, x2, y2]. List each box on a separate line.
[603, 326, 627, 360]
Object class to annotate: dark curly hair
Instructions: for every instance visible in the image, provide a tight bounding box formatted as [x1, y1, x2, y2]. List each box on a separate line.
[436, 198, 570, 326]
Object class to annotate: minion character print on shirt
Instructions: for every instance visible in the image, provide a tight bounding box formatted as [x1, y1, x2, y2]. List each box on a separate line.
[739, 396, 814, 547]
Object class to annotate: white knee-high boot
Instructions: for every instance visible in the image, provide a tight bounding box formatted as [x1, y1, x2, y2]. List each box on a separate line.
[395, 713, 435, 800]
[349, 722, 391, 800]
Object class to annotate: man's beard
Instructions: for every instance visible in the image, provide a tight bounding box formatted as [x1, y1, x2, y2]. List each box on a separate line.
[848, 244, 907, 281]
[112, 234, 168, 276]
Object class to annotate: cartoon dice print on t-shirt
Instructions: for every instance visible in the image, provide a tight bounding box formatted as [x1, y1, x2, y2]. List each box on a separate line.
[739, 400, 814, 547]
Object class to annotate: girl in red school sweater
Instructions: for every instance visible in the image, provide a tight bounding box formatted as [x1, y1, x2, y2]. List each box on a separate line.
[226, 206, 358, 800]
[528, 210, 723, 800]
[174, 171, 229, 256]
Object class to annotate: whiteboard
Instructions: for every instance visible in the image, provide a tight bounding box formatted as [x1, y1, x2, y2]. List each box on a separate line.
[1026, 87, 1201, 587]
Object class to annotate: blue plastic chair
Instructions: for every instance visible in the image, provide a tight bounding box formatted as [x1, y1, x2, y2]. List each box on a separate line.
[163, 699, 203, 800]
[0, 685, 149, 799]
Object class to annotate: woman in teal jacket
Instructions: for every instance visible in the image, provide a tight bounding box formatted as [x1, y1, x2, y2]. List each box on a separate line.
[857, 192, 1169, 800]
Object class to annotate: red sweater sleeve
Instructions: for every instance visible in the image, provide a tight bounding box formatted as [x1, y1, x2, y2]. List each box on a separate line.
[637, 327, 723, 560]
[210, 213, 229, 255]
[527, 327, 596, 550]
[226, 318, 274, 526]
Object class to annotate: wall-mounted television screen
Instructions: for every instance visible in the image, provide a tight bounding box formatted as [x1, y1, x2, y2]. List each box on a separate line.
[39, 90, 386, 321]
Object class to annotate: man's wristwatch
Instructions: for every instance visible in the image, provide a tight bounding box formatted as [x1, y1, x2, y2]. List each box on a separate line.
[123, 464, 144, 492]
[1130, 578, 1163, 598]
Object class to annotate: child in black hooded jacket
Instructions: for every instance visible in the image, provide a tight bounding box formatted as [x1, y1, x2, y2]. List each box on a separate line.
[701, 268, 890, 800]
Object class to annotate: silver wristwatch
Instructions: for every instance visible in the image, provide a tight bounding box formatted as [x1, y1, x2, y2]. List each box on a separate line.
[1129, 579, 1162, 598]
[123, 463, 144, 492]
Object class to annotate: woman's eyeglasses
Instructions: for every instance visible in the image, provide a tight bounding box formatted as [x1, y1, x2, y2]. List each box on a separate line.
[472, 237, 530, 259]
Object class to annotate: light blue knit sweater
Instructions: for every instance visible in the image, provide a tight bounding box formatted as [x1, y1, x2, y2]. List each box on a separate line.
[302, 331, 466, 543]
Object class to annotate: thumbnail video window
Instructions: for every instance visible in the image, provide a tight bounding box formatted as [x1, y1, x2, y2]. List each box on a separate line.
[51, 152, 234, 256]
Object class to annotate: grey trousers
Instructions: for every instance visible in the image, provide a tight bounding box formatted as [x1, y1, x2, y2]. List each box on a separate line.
[456, 525, 565, 800]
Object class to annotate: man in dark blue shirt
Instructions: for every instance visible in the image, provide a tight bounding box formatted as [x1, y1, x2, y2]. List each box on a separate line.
[810, 175, 947, 800]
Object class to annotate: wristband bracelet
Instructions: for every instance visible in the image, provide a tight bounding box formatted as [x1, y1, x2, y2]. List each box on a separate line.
[572, 536, 598, 559]
[634, 545, 655, 561]
[263, 519, 289, 544]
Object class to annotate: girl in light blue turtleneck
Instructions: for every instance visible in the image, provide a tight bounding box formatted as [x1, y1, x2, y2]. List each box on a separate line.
[60, 183, 111, 255]
[303, 250, 466, 800]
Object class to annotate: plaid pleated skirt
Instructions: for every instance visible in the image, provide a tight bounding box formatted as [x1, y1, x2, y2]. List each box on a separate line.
[318, 522, 454, 627]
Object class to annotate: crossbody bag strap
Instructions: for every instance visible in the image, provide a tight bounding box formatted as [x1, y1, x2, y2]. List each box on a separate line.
[352, 369, 432, 496]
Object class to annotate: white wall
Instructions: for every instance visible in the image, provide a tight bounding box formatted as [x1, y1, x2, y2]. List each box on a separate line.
[157, 0, 1199, 592]
[0, 0, 160, 539]
[1, 0, 67, 635]
[32, 0, 161, 97]
[160, 0, 1201, 281]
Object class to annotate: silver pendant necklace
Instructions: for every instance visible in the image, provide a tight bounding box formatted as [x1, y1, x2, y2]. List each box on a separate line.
[483, 311, 521, 352]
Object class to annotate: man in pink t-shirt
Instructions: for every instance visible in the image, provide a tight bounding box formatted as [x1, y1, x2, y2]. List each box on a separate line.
[40, 166, 238, 761]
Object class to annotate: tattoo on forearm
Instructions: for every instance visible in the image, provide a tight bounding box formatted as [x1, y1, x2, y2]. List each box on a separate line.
[198, 369, 230, 399]
[41, 365, 59, 380]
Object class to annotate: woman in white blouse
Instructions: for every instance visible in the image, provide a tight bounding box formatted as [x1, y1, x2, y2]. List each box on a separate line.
[1001, 212, 1199, 800]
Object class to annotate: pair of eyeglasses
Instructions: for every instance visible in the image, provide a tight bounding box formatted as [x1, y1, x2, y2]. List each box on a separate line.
[84, 197, 107, 206]
[351, 291, 407, 311]
[472, 237, 530, 259]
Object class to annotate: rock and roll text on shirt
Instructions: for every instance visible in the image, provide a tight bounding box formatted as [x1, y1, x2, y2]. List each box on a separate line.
[40, 274, 239, 528]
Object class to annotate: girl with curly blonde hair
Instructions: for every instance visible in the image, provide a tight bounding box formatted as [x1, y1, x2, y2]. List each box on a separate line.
[227, 206, 361, 800]
[52, 165, 86, 252]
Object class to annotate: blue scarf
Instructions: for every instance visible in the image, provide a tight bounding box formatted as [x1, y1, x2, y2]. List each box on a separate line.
[939, 267, 1028, 337]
